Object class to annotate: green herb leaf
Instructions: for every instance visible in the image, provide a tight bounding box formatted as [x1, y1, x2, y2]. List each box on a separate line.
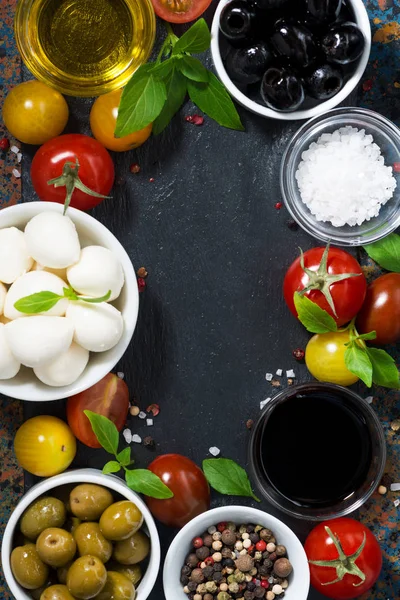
[80, 290, 112, 304]
[187, 73, 244, 131]
[116, 73, 167, 136]
[117, 447, 132, 467]
[202, 458, 260, 502]
[172, 18, 211, 55]
[150, 59, 175, 80]
[153, 67, 187, 135]
[84, 410, 120, 456]
[345, 343, 373, 387]
[363, 234, 400, 272]
[293, 293, 338, 334]
[178, 56, 209, 83]
[63, 287, 78, 301]
[356, 331, 377, 341]
[366, 347, 400, 389]
[14, 291, 63, 314]
[102, 461, 121, 475]
[125, 469, 174, 499]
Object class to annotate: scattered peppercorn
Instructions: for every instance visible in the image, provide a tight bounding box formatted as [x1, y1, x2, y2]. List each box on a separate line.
[246, 419, 254, 430]
[393, 163, 400, 174]
[0, 137, 10, 151]
[292, 348, 305, 361]
[271, 379, 281, 387]
[286, 219, 299, 231]
[274, 202, 282, 210]
[362, 79, 373, 92]
[137, 277, 146, 292]
[137, 266, 148, 278]
[129, 162, 141, 174]
[185, 114, 204, 126]
[149, 177, 155, 182]
[143, 435, 155, 448]
[146, 403, 160, 416]
[129, 405, 140, 417]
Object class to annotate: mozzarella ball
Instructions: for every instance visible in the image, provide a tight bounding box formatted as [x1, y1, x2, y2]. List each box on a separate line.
[0, 282, 7, 315]
[66, 302, 123, 352]
[67, 246, 124, 301]
[0, 323, 21, 379]
[32, 261, 68, 282]
[24, 212, 80, 269]
[5, 316, 74, 368]
[4, 271, 69, 320]
[34, 342, 89, 387]
[0, 227, 33, 284]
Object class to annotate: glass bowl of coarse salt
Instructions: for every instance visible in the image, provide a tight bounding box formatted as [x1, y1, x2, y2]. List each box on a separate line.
[281, 107, 400, 246]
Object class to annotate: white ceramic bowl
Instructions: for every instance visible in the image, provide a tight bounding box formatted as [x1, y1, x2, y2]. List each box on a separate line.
[0, 202, 138, 401]
[1, 468, 160, 600]
[211, 0, 371, 121]
[163, 505, 310, 600]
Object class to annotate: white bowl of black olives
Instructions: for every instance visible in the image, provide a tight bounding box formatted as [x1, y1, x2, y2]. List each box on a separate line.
[211, 0, 371, 119]
[1, 468, 161, 600]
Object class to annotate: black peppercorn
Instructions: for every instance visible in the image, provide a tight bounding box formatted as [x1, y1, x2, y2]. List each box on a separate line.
[287, 219, 299, 231]
[214, 563, 223, 572]
[247, 581, 256, 592]
[180, 575, 189, 585]
[203, 534, 213, 547]
[249, 533, 260, 544]
[202, 566, 214, 580]
[246, 524, 255, 533]
[196, 546, 210, 560]
[188, 594, 195, 600]
[263, 559, 273, 569]
[258, 565, 270, 576]
[254, 587, 266, 598]
[186, 553, 198, 568]
[190, 568, 204, 584]
[222, 558, 235, 568]
[221, 546, 233, 558]
[213, 571, 223, 583]
[244, 592, 255, 600]
[181, 565, 191, 576]
[187, 581, 197, 592]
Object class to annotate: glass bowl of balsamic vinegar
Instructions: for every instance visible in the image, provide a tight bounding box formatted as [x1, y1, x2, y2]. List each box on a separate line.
[249, 383, 386, 521]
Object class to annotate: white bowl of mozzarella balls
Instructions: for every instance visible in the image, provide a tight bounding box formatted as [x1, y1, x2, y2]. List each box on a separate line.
[0, 202, 138, 401]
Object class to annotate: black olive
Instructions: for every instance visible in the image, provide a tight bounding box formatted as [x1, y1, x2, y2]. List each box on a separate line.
[260, 66, 305, 111]
[219, 1, 257, 44]
[305, 63, 344, 99]
[270, 19, 318, 69]
[305, 0, 342, 24]
[225, 42, 273, 84]
[321, 22, 365, 64]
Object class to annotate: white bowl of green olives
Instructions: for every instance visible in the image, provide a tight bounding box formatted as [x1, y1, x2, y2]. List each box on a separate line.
[211, 0, 371, 120]
[2, 468, 161, 600]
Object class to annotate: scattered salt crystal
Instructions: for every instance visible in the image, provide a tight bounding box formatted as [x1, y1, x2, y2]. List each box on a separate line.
[131, 434, 142, 443]
[117, 371, 124, 379]
[12, 168, 21, 178]
[286, 369, 295, 378]
[10, 145, 20, 154]
[122, 428, 132, 444]
[276, 369, 283, 376]
[17, 152, 22, 163]
[146, 418, 153, 426]
[265, 372, 273, 381]
[260, 398, 271, 410]
[394, 499, 400, 508]
[138, 411, 146, 419]
[390, 483, 400, 492]
[209, 446, 220, 456]
[365, 396, 374, 404]
[295, 126, 397, 227]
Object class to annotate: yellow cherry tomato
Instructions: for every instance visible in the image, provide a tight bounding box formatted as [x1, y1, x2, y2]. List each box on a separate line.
[14, 416, 76, 477]
[90, 89, 152, 152]
[306, 330, 359, 386]
[2, 81, 69, 145]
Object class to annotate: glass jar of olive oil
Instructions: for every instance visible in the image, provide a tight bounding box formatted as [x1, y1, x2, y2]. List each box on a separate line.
[15, 0, 156, 97]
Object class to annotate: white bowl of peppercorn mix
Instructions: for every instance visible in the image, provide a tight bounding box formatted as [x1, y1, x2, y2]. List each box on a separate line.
[163, 505, 309, 600]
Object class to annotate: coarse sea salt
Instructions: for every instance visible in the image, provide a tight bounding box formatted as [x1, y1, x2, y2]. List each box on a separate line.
[295, 126, 397, 227]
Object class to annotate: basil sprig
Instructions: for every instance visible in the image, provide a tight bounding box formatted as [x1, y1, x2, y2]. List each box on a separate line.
[294, 292, 400, 389]
[363, 233, 400, 272]
[84, 410, 173, 499]
[116, 19, 244, 136]
[14, 287, 111, 314]
[202, 458, 260, 502]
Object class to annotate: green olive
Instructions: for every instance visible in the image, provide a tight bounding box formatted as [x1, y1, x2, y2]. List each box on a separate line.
[99, 502, 143, 542]
[20, 497, 66, 541]
[11, 544, 49, 589]
[66, 555, 107, 599]
[95, 571, 136, 600]
[30, 574, 58, 600]
[112, 531, 150, 565]
[108, 564, 142, 586]
[40, 584, 76, 600]
[70, 484, 114, 521]
[57, 561, 73, 585]
[36, 527, 77, 568]
[74, 522, 113, 563]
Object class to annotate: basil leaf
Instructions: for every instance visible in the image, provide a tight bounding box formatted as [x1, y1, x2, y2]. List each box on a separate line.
[172, 18, 211, 55]
[344, 343, 373, 387]
[116, 74, 167, 136]
[125, 469, 174, 499]
[202, 458, 260, 502]
[84, 410, 119, 455]
[363, 234, 400, 272]
[117, 447, 132, 467]
[356, 331, 377, 341]
[80, 290, 111, 304]
[153, 68, 187, 135]
[14, 291, 63, 314]
[187, 73, 244, 131]
[150, 59, 175, 80]
[366, 348, 400, 389]
[63, 287, 78, 301]
[293, 293, 338, 334]
[178, 56, 209, 83]
[103, 461, 121, 475]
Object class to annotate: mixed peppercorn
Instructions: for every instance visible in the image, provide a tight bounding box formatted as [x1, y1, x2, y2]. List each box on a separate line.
[180, 522, 292, 600]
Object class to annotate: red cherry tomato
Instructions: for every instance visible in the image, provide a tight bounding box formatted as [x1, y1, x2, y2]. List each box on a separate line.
[283, 246, 367, 327]
[151, 0, 212, 23]
[145, 454, 210, 527]
[356, 273, 400, 345]
[66, 373, 129, 448]
[31, 134, 114, 211]
[305, 518, 382, 599]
